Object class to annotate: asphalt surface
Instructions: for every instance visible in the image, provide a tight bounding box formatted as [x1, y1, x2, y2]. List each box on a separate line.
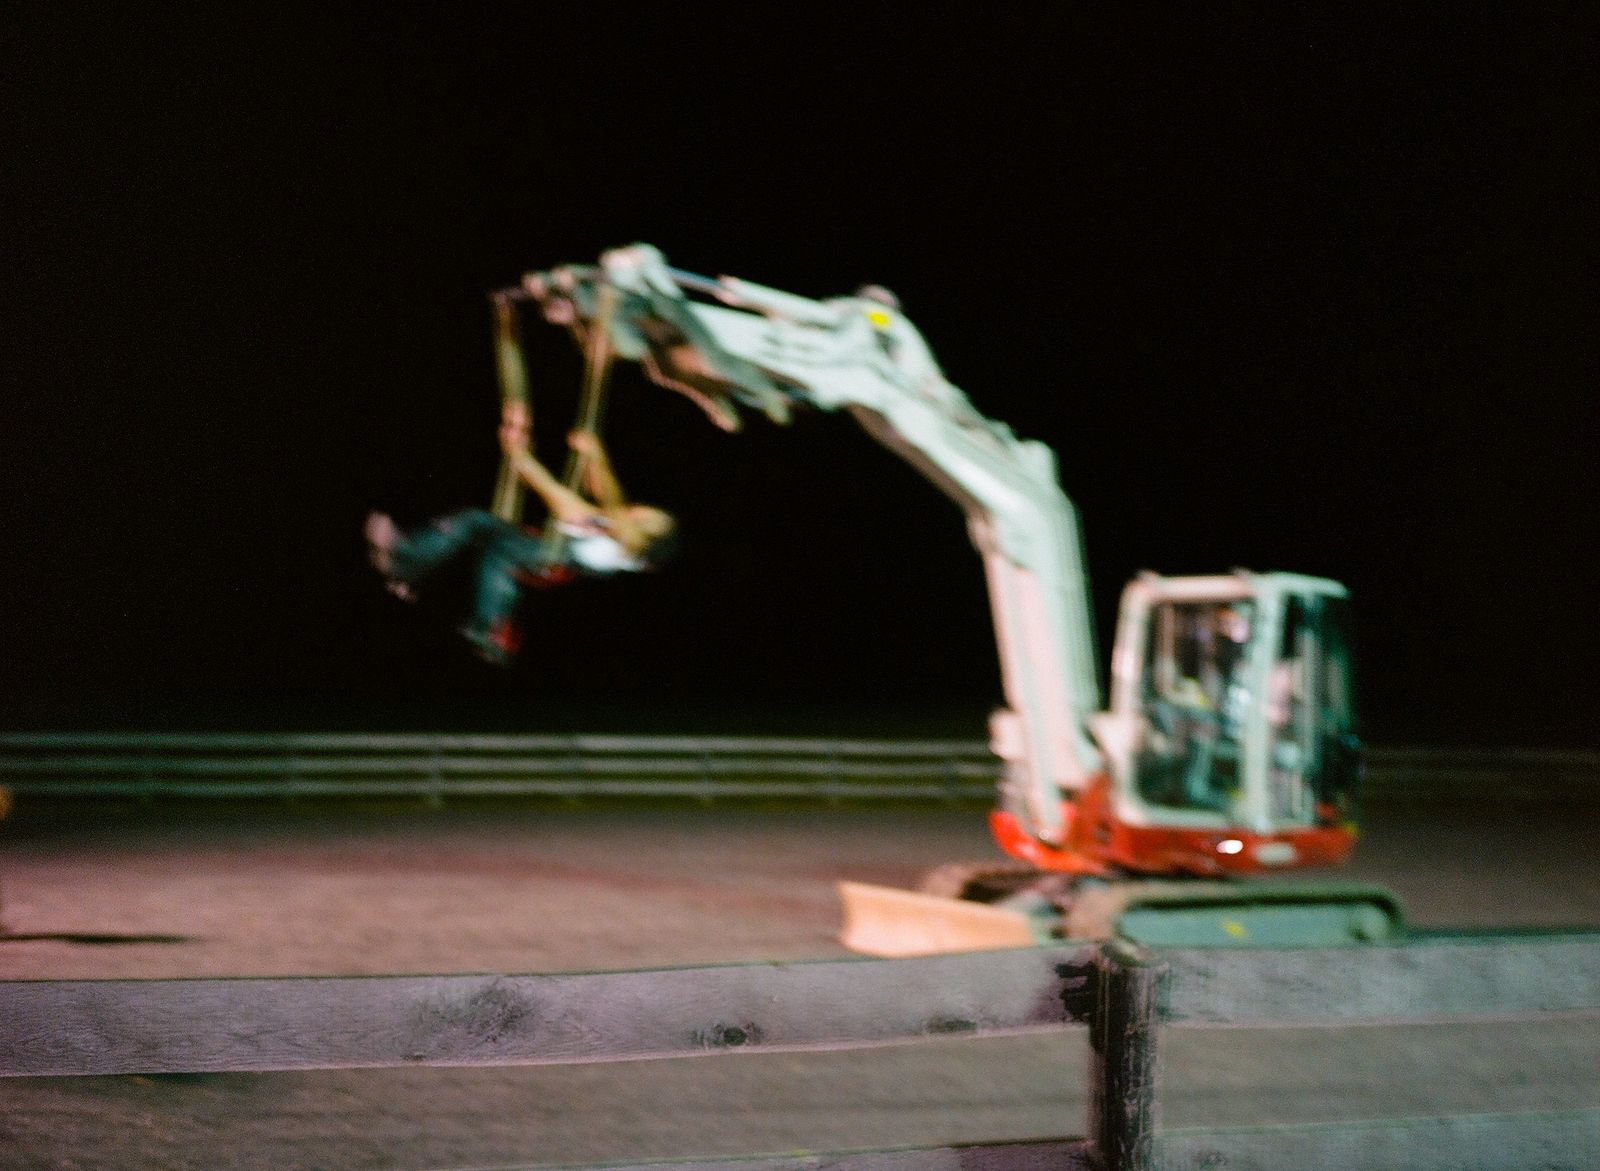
[2, 794, 1598, 1169]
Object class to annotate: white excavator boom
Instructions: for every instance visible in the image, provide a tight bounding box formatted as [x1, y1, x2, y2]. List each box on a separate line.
[526, 244, 1100, 843]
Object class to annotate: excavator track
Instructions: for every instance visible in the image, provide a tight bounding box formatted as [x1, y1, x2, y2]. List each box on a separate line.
[839, 865, 1404, 956]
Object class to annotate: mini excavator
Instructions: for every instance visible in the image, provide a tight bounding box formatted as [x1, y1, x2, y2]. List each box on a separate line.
[507, 244, 1402, 953]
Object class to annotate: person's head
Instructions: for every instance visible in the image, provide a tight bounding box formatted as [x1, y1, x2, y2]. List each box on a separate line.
[627, 505, 679, 567]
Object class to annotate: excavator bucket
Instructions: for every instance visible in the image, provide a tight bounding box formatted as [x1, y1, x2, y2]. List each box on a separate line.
[837, 881, 1055, 956]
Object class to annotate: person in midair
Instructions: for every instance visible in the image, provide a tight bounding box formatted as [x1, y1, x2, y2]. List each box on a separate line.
[366, 401, 677, 665]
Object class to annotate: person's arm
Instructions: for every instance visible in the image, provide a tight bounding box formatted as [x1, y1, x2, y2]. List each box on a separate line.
[566, 430, 666, 555]
[500, 406, 597, 525]
[512, 450, 598, 525]
[568, 430, 627, 511]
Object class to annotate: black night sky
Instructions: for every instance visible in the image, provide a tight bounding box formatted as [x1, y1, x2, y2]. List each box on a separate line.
[4, 8, 1595, 746]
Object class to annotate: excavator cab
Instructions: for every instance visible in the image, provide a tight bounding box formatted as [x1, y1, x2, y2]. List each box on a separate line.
[1000, 570, 1365, 881]
[991, 570, 1366, 879]
[971, 571, 1391, 950]
[1112, 572, 1360, 837]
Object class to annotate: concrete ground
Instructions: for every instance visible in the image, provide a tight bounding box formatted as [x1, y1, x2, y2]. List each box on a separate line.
[1, 794, 1597, 1170]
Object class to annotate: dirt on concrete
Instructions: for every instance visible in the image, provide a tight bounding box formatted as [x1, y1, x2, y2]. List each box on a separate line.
[2, 796, 1597, 1169]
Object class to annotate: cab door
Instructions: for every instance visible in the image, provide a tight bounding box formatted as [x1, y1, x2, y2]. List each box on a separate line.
[1266, 592, 1361, 828]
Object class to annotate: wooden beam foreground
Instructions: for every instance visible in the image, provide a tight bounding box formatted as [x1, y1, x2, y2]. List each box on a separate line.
[1, 944, 1096, 1077]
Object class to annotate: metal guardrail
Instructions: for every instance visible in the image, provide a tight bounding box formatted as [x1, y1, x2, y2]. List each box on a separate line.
[5, 935, 1598, 1170]
[0, 733, 997, 802]
[0, 733, 1595, 802]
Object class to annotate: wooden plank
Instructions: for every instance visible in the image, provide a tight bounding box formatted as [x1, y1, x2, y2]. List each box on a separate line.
[1163, 934, 1600, 1025]
[1156, 1110, 1600, 1171]
[0, 946, 1095, 1077]
[515, 1138, 1095, 1171]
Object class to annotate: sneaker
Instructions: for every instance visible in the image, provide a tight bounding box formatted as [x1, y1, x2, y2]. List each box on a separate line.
[365, 512, 399, 575]
[365, 513, 416, 601]
[460, 622, 520, 668]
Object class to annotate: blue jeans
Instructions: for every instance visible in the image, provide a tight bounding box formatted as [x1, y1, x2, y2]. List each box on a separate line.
[392, 508, 556, 637]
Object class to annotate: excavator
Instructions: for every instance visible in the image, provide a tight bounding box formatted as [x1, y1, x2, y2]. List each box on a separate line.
[506, 244, 1402, 953]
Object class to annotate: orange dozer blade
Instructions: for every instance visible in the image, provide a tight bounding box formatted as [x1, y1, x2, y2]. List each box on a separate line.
[836, 881, 1050, 957]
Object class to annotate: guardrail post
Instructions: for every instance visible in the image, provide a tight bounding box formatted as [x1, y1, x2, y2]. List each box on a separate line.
[697, 744, 715, 805]
[426, 738, 444, 808]
[1089, 940, 1164, 1171]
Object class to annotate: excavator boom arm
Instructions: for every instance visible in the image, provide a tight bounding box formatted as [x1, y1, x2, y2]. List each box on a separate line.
[523, 244, 1100, 843]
